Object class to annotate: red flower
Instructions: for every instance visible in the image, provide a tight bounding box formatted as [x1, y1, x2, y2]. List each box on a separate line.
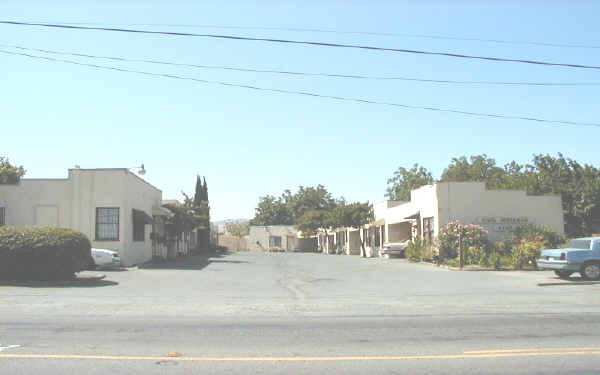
[515, 237, 522, 243]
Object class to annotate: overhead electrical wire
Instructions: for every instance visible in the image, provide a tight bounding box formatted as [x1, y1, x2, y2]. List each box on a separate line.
[25, 21, 600, 50]
[1, 21, 599, 70]
[2, 49, 598, 128]
[2, 43, 598, 87]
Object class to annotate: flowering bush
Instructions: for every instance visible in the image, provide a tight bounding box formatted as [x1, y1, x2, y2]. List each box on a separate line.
[512, 223, 564, 248]
[496, 224, 564, 269]
[511, 239, 545, 269]
[438, 221, 489, 262]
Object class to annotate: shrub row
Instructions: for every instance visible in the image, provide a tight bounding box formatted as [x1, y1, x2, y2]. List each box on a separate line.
[407, 222, 565, 270]
[0, 227, 92, 280]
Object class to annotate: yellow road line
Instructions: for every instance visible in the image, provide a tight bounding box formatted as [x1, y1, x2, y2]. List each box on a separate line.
[1, 351, 600, 362]
[464, 347, 600, 354]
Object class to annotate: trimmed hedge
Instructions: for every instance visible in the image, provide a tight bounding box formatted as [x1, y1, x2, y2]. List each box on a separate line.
[0, 227, 92, 280]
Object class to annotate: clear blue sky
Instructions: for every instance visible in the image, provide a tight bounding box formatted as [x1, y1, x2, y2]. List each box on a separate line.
[2, 1, 599, 221]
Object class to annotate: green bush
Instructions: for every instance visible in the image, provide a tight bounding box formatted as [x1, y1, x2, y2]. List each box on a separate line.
[511, 239, 544, 270]
[445, 257, 460, 267]
[406, 238, 423, 262]
[0, 227, 92, 280]
[487, 252, 502, 270]
[406, 237, 434, 262]
[512, 223, 565, 248]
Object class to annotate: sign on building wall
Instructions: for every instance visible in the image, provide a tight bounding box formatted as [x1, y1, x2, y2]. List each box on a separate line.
[475, 216, 532, 237]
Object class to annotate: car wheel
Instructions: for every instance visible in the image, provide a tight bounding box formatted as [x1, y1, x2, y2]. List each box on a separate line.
[581, 262, 600, 281]
[554, 270, 573, 279]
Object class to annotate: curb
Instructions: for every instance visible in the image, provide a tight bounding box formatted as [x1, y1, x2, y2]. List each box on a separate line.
[418, 262, 501, 272]
[538, 280, 600, 286]
[416, 261, 543, 272]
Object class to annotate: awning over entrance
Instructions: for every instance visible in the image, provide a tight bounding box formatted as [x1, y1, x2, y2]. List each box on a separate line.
[132, 209, 153, 224]
[152, 206, 174, 217]
[388, 219, 414, 225]
[372, 219, 385, 226]
[386, 211, 420, 225]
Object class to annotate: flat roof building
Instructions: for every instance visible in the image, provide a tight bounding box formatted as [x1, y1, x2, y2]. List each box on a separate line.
[325, 182, 564, 257]
[0, 168, 165, 266]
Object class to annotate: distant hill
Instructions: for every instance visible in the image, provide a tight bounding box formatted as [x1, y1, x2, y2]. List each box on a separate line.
[213, 218, 249, 225]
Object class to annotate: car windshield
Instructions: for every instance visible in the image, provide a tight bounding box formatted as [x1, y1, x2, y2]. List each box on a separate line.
[569, 239, 592, 249]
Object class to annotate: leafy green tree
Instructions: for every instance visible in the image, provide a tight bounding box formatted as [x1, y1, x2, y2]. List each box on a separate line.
[386, 164, 433, 201]
[296, 209, 335, 253]
[225, 221, 249, 238]
[162, 202, 200, 242]
[296, 210, 332, 237]
[250, 195, 294, 225]
[525, 153, 600, 237]
[0, 157, 25, 184]
[287, 185, 337, 221]
[501, 161, 533, 191]
[340, 202, 374, 257]
[441, 155, 507, 189]
[251, 185, 336, 225]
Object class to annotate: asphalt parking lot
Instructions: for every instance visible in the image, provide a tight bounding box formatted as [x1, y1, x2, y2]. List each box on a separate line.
[3, 251, 600, 319]
[4, 252, 600, 374]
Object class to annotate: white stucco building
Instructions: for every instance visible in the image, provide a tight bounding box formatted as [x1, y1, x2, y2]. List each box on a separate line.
[321, 182, 564, 257]
[0, 168, 169, 266]
[248, 225, 316, 252]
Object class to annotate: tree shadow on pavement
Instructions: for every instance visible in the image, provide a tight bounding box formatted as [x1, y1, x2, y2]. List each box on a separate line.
[138, 252, 248, 270]
[0, 279, 119, 288]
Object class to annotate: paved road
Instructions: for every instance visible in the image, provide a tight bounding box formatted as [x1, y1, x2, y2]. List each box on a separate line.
[2, 251, 600, 374]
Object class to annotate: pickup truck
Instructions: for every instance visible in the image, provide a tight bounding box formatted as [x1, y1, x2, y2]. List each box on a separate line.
[537, 237, 600, 280]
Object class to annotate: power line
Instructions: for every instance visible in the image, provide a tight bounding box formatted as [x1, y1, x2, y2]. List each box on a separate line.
[1, 49, 598, 128]
[29, 21, 600, 50]
[4, 43, 598, 87]
[2, 21, 599, 70]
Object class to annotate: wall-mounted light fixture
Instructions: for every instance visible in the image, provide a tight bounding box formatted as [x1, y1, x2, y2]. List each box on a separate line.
[129, 164, 146, 175]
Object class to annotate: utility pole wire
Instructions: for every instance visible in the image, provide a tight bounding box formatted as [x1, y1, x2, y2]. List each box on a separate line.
[3, 43, 599, 87]
[28, 21, 600, 50]
[2, 21, 600, 70]
[2, 49, 598, 128]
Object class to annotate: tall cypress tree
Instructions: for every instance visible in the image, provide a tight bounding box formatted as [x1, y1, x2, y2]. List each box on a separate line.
[201, 176, 210, 251]
[194, 175, 202, 207]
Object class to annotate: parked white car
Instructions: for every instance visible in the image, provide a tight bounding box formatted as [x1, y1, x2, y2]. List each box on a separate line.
[380, 240, 410, 258]
[90, 248, 121, 269]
